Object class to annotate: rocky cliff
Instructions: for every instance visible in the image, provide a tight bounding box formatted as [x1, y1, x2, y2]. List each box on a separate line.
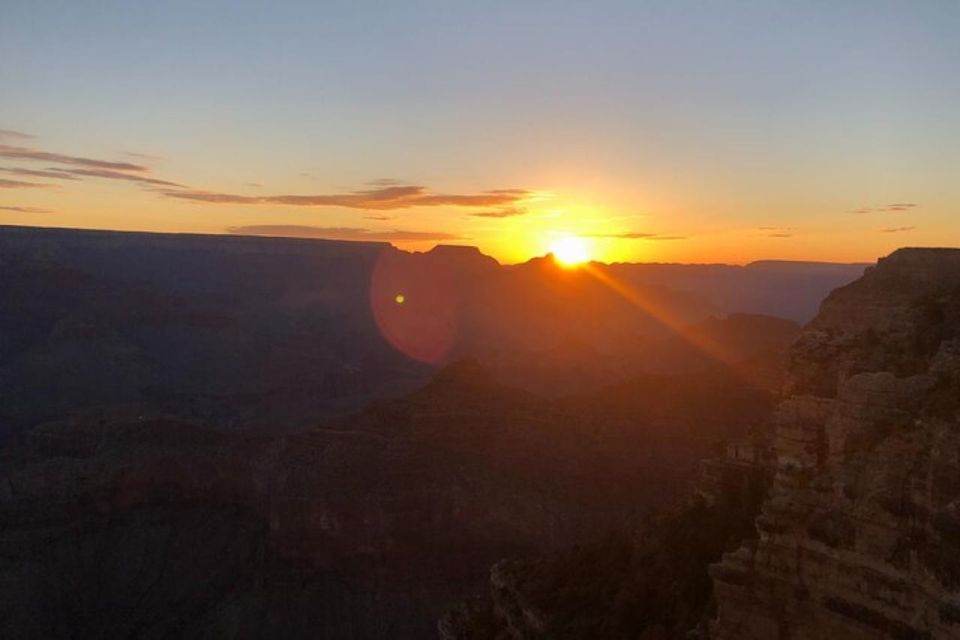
[441, 248, 960, 639]
[710, 248, 960, 639]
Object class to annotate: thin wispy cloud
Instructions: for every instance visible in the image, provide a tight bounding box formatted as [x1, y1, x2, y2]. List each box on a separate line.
[880, 226, 916, 233]
[585, 231, 686, 240]
[849, 203, 918, 214]
[615, 232, 657, 239]
[760, 226, 795, 238]
[227, 225, 464, 242]
[124, 151, 163, 161]
[0, 205, 51, 213]
[0, 144, 147, 172]
[0, 178, 51, 189]
[0, 129, 35, 141]
[167, 185, 529, 210]
[470, 207, 526, 218]
[58, 167, 183, 187]
[0, 167, 80, 180]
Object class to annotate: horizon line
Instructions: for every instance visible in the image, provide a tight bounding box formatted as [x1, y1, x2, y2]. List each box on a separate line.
[0, 222, 880, 268]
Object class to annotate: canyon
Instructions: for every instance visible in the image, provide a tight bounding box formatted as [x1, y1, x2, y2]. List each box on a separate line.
[10, 226, 952, 638]
[710, 248, 960, 639]
[447, 248, 960, 639]
[0, 225, 863, 435]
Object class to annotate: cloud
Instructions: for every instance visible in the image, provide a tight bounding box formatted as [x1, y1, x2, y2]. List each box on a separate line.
[0, 166, 80, 180]
[56, 167, 183, 187]
[584, 231, 654, 238]
[0, 129, 35, 140]
[1, 162, 179, 187]
[125, 151, 163, 161]
[849, 203, 918, 214]
[470, 207, 527, 218]
[585, 231, 686, 240]
[364, 214, 393, 221]
[760, 226, 794, 238]
[165, 185, 529, 210]
[880, 226, 916, 233]
[0, 144, 147, 172]
[616, 232, 658, 239]
[227, 225, 464, 242]
[0, 205, 50, 213]
[0, 137, 533, 218]
[0, 178, 51, 189]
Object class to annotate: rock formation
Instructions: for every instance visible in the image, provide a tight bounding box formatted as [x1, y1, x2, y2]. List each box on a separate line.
[0, 353, 779, 638]
[441, 248, 960, 640]
[711, 248, 960, 639]
[0, 224, 862, 435]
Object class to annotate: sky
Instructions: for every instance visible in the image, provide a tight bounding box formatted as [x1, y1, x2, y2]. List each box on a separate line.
[1, 0, 958, 264]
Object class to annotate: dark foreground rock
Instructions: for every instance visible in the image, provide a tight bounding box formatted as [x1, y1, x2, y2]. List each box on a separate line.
[0, 357, 776, 638]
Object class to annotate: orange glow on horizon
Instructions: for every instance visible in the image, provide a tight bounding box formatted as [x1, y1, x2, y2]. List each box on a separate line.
[550, 235, 591, 267]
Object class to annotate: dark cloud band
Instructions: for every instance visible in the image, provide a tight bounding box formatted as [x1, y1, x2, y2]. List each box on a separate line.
[0, 144, 148, 172]
[227, 225, 464, 242]
[167, 185, 528, 210]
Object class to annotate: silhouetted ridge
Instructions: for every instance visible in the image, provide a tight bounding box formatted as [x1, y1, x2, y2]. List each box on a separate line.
[0, 225, 864, 436]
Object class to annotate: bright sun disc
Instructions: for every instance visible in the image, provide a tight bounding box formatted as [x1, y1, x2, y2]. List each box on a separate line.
[551, 236, 590, 267]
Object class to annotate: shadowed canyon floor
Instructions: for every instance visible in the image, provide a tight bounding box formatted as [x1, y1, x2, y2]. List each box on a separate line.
[0, 359, 780, 638]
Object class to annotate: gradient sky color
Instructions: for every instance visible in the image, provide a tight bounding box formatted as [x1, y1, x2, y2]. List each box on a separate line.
[1, 1, 958, 264]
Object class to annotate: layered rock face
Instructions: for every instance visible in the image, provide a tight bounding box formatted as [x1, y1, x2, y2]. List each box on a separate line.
[711, 249, 960, 639]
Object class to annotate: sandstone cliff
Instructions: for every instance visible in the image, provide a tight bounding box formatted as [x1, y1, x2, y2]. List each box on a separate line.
[711, 248, 960, 639]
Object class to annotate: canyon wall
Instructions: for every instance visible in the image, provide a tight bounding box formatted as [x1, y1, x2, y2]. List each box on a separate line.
[711, 248, 960, 639]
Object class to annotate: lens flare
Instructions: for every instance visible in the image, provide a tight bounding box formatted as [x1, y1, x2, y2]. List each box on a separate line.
[370, 251, 457, 364]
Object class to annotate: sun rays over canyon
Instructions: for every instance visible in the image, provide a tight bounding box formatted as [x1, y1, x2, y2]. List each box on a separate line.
[1, 3, 958, 638]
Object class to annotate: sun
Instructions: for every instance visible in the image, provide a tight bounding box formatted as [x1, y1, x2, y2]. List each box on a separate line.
[551, 235, 591, 267]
